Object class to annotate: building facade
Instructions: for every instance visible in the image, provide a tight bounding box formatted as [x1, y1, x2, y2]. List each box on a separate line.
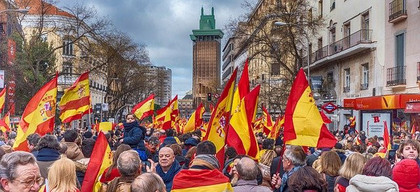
[190, 7, 223, 108]
[145, 65, 172, 106]
[179, 91, 193, 118]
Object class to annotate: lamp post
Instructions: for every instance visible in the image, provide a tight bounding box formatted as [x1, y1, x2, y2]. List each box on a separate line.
[274, 21, 311, 81]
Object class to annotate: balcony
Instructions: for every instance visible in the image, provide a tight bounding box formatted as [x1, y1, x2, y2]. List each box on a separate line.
[58, 73, 78, 85]
[360, 83, 369, 90]
[307, 29, 375, 69]
[386, 66, 406, 86]
[389, 0, 407, 23]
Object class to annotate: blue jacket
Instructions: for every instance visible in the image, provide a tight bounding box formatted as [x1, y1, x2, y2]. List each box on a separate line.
[156, 160, 181, 192]
[123, 121, 146, 151]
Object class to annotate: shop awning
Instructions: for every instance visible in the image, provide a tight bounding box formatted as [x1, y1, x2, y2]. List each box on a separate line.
[405, 102, 420, 113]
[343, 94, 420, 110]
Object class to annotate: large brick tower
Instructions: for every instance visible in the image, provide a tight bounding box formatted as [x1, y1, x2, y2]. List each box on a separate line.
[190, 7, 223, 108]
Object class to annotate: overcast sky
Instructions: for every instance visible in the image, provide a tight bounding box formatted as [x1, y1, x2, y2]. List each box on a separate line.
[57, 0, 256, 98]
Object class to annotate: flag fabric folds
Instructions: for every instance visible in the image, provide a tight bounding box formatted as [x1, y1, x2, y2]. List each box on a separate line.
[262, 106, 273, 135]
[172, 169, 233, 192]
[383, 121, 391, 151]
[283, 68, 337, 148]
[81, 132, 112, 192]
[13, 75, 58, 151]
[59, 72, 91, 123]
[227, 85, 260, 159]
[155, 95, 178, 130]
[203, 68, 237, 169]
[183, 103, 204, 133]
[132, 94, 155, 120]
[0, 87, 6, 112]
[0, 112, 10, 133]
[268, 115, 284, 139]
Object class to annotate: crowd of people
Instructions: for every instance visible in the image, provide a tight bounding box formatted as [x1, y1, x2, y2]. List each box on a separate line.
[0, 113, 419, 192]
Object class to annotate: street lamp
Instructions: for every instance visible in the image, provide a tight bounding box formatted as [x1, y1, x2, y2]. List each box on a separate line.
[274, 21, 311, 81]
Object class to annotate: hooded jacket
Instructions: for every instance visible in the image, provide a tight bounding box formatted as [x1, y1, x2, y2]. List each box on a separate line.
[346, 174, 398, 192]
[122, 121, 146, 151]
[392, 159, 420, 192]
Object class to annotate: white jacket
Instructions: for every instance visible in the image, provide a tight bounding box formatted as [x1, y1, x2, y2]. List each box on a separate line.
[346, 174, 399, 192]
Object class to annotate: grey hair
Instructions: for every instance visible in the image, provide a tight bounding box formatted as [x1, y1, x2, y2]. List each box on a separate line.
[236, 157, 259, 180]
[284, 145, 306, 166]
[131, 172, 166, 192]
[0, 151, 37, 189]
[117, 150, 141, 177]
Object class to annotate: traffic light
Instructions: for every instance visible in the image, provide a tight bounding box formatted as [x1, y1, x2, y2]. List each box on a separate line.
[207, 93, 212, 101]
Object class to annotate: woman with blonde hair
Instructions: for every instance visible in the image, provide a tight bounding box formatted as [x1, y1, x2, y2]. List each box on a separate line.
[334, 153, 366, 192]
[258, 149, 276, 189]
[48, 157, 79, 192]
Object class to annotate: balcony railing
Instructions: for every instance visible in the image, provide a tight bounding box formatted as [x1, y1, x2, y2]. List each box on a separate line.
[360, 83, 369, 90]
[387, 66, 406, 86]
[58, 73, 79, 85]
[309, 29, 372, 64]
[389, 0, 407, 23]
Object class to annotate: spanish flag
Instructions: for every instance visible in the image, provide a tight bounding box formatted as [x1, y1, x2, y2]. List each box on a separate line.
[227, 85, 260, 159]
[383, 120, 391, 151]
[262, 106, 273, 135]
[93, 122, 115, 133]
[132, 94, 154, 120]
[0, 87, 6, 112]
[172, 169, 233, 192]
[203, 68, 237, 168]
[81, 132, 112, 192]
[59, 72, 91, 123]
[0, 112, 10, 133]
[183, 103, 204, 133]
[268, 115, 284, 139]
[283, 68, 336, 148]
[155, 96, 178, 130]
[13, 75, 57, 151]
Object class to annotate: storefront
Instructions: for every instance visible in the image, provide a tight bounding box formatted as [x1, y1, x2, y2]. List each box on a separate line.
[343, 94, 420, 138]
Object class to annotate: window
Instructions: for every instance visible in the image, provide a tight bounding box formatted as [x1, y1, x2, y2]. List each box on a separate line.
[318, 0, 323, 17]
[271, 62, 280, 76]
[62, 62, 72, 74]
[361, 64, 369, 90]
[308, 8, 313, 21]
[330, 27, 336, 44]
[343, 23, 350, 48]
[63, 39, 73, 56]
[396, 32, 405, 67]
[344, 68, 350, 92]
[362, 12, 370, 29]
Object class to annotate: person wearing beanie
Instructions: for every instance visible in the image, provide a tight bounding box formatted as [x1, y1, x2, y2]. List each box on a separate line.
[392, 159, 420, 192]
[171, 141, 233, 191]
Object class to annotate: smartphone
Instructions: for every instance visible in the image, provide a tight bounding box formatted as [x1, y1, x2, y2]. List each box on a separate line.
[388, 149, 396, 164]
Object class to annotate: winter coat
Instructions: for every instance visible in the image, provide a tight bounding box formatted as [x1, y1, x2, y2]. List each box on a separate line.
[156, 160, 181, 192]
[122, 121, 146, 151]
[64, 142, 84, 161]
[392, 159, 420, 192]
[258, 163, 272, 189]
[75, 158, 89, 186]
[36, 148, 60, 179]
[346, 174, 398, 192]
[233, 179, 272, 192]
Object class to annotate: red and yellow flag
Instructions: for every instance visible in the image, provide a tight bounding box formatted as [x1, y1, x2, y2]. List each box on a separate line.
[172, 169, 233, 192]
[132, 94, 155, 120]
[155, 96, 178, 130]
[81, 132, 112, 192]
[59, 72, 91, 123]
[262, 106, 273, 135]
[203, 68, 237, 168]
[0, 112, 10, 133]
[93, 122, 115, 133]
[227, 85, 260, 159]
[13, 75, 57, 151]
[283, 69, 337, 148]
[383, 120, 391, 151]
[183, 103, 204, 133]
[268, 115, 284, 139]
[0, 87, 6, 112]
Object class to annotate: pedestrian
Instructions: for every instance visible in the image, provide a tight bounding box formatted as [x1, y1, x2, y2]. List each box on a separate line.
[287, 166, 327, 192]
[152, 147, 181, 192]
[334, 153, 366, 192]
[347, 157, 398, 192]
[100, 144, 131, 183]
[392, 159, 420, 192]
[35, 135, 61, 179]
[258, 149, 276, 189]
[120, 113, 147, 161]
[233, 157, 272, 192]
[271, 145, 306, 192]
[319, 151, 341, 192]
[62, 129, 84, 161]
[0, 151, 43, 192]
[397, 139, 420, 165]
[105, 150, 142, 192]
[131, 173, 166, 192]
[47, 157, 79, 192]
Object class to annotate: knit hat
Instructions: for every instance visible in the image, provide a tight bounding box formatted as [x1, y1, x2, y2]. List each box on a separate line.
[195, 154, 220, 169]
[392, 159, 420, 192]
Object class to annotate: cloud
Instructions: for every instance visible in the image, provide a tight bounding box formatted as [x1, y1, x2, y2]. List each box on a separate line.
[57, 0, 254, 98]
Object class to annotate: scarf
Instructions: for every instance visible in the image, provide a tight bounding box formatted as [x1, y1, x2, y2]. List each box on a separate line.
[191, 154, 220, 170]
[36, 148, 60, 161]
[280, 165, 302, 192]
[156, 160, 181, 183]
